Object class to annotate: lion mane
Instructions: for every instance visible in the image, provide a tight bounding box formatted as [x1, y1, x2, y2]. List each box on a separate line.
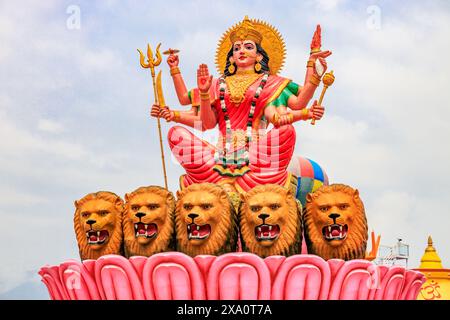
[123, 186, 176, 257]
[175, 183, 238, 256]
[304, 184, 368, 261]
[74, 191, 124, 260]
[240, 184, 303, 258]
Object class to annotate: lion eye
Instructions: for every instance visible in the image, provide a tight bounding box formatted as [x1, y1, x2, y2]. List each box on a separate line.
[339, 204, 349, 210]
[99, 211, 109, 217]
[148, 204, 160, 210]
[183, 204, 193, 211]
[269, 204, 281, 210]
[319, 206, 329, 212]
[81, 212, 89, 218]
[131, 205, 140, 211]
[250, 206, 261, 212]
[201, 204, 212, 210]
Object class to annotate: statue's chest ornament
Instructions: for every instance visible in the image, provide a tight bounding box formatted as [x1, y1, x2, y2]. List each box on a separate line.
[224, 73, 263, 105]
[214, 72, 269, 170]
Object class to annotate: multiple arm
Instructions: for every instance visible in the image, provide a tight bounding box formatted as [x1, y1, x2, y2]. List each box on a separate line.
[151, 64, 217, 132]
[287, 50, 332, 110]
[167, 54, 191, 105]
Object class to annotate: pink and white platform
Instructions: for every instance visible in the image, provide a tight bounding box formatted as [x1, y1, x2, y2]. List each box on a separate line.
[39, 252, 425, 300]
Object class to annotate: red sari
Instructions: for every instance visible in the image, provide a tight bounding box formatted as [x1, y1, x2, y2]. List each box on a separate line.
[168, 74, 296, 192]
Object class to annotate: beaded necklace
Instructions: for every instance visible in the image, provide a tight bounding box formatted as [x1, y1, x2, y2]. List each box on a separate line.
[215, 72, 269, 168]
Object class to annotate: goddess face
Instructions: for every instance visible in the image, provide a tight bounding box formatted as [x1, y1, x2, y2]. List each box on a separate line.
[232, 40, 262, 69]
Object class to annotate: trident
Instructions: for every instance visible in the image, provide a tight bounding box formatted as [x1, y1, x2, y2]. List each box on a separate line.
[137, 43, 168, 190]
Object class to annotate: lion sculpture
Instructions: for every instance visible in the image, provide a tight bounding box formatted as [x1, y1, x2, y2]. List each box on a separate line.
[175, 183, 238, 256]
[74, 191, 124, 260]
[240, 184, 302, 258]
[304, 184, 368, 261]
[123, 186, 176, 257]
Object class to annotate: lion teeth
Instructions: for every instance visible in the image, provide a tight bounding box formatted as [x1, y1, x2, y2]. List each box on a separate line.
[269, 226, 272, 231]
[97, 231, 100, 237]
[145, 224, 148, 230]
[188, 225, 191, 230]
[197, 226, 200, 231]
[328, 226, 332, 233]
[258, 227, 262, 232]
[339, 225, 343, 232]
[134, 224, 138, 230]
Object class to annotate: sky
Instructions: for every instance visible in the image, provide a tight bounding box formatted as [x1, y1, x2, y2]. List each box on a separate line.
[0, 0, 449, 299]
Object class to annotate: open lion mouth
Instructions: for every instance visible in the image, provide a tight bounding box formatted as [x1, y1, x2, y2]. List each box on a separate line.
[134, 222, 158, 239]
[255, 224, 280, 241]
[187, 223, 211, 240]
[86, 230, 109, 245]
[322, 224, 348, 241]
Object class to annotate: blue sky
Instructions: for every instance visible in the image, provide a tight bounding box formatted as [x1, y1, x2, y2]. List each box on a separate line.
[1, 0, 449, 299]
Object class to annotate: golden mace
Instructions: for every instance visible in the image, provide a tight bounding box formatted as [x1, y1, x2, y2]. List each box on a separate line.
[311, 70, 335, 125]
[137, 43, 168, 190]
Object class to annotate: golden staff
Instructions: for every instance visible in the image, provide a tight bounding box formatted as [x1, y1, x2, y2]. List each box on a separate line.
[311, 70, 335, 125]
[137, 43, 168, 190]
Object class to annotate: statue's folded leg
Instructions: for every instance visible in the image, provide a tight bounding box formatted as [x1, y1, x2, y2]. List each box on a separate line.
[168, 126, 222, 187]
[236, 124, 296, 191]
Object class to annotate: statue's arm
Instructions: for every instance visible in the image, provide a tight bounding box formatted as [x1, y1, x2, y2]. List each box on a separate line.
[264, 100, 324, 126]
[167, 54, 191, 105]
[197, 64, 217, 130]
[288, 50, 332, 110]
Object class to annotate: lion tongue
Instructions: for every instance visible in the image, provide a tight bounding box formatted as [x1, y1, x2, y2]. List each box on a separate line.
[89, 235, 98, 242]
[331, 229, 340, 237]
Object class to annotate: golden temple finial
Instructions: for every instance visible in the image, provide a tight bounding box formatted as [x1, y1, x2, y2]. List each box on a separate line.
[419, 235, 444, 269]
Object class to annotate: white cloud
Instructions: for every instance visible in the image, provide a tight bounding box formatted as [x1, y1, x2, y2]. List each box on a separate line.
[37, 119, 65, 134]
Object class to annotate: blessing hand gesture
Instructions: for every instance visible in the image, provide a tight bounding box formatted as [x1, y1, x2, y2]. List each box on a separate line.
[197, 64, 213, 93]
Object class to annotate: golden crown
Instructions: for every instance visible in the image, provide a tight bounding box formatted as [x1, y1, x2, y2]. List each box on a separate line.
[229, 16, 263, 44]
[216, 16, 286, 75]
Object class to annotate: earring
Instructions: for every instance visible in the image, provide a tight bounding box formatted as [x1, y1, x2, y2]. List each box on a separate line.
[228, 58, 235, 74]
[255, 56, 262, 72]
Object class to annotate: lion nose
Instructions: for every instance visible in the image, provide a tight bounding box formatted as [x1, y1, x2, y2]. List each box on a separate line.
[188, 213, 199, 220]
[86, 219, 96, 226]
[135, 212, 146, 219]
[258, 213, 270, 220]
[329, 213, 340, 221]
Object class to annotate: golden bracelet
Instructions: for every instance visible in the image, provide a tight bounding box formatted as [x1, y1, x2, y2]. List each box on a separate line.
[309, 74, 321, 86]
[287, 113, 294, 124]
[307, 60, 315, 68]
[272, 113, 280, 126]
[200, 92, 210, 100]
[173, 111, 180, 122]
[301, 108, 309, 119]
[170, 67, 181, 76]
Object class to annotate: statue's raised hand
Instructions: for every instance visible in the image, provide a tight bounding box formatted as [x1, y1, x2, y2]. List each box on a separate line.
[167, 53, 179, 68]
[310, 50, 332, 76]
[197, 64, 213, 93]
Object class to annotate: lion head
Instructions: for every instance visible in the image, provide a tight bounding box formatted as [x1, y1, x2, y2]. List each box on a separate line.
[304, 184, 368, 261]
[74, 191, 124, 260]
[123, 186, 176, 257]
[175, 183, 238, 256]
[240, 184, 302, 258]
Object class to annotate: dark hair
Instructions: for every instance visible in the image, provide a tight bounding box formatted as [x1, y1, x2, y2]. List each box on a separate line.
[224, 43, 270, 77]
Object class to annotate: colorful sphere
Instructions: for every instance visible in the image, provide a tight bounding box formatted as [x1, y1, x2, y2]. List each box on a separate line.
[288, 155, 329, 206]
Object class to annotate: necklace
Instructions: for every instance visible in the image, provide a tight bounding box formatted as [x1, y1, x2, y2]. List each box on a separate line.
[225, 72, 262, 104]
[215, 72, 269, 168]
